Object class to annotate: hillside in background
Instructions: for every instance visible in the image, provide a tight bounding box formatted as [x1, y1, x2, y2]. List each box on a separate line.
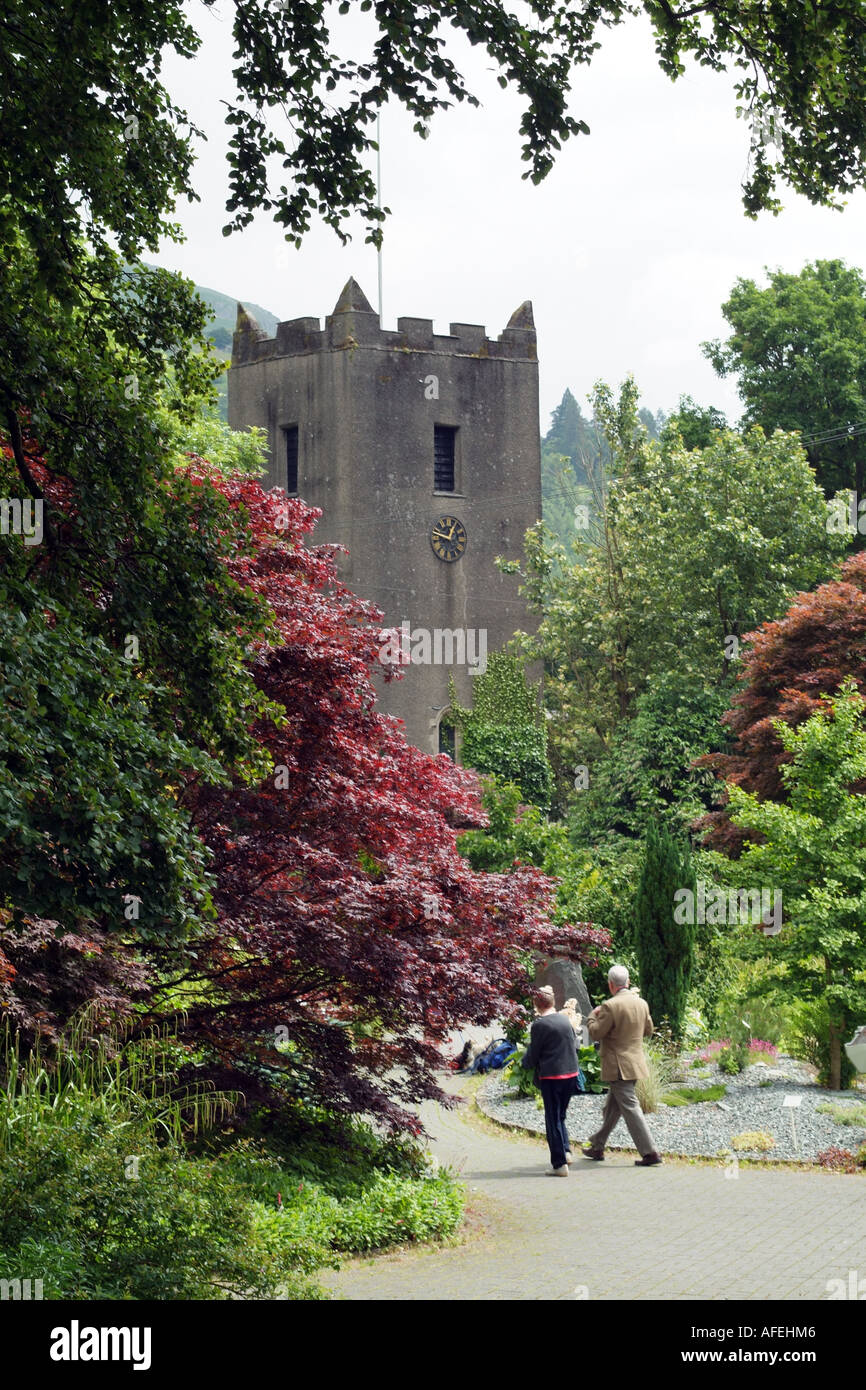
[196, 282, 280, 419]
[198, 283, 280, 350]
[541, 388, 666, 549]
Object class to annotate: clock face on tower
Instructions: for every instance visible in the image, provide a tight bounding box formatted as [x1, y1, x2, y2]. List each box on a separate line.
[430, 515, 467, 562]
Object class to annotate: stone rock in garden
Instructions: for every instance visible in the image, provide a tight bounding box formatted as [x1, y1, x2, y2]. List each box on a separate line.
[535, 958, 593, 1017]
[845, 1025, 866, 1073]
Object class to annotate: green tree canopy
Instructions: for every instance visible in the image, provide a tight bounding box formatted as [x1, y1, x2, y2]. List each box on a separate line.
[704, 259, 866, 499]
[547, 389, 587, 464]
[569, 672, 732, 845]
[508, 379, 844, 812]
[543, 388, 605, 490]
[661, 395, 727, 452]
[5, 0, 866, 272]
[448, 654, 552, 808]
[727, 679, 866, 1090]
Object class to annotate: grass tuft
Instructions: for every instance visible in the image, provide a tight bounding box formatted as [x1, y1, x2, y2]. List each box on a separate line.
[661, 1084, 727, 1106]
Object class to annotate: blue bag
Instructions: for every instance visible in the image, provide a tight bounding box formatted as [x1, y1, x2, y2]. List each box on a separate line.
[472, 1038, 516, 1073]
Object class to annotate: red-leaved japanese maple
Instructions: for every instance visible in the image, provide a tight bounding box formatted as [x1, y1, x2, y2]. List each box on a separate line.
[161, 466, 609, 1128]
[698, 552, 866, 853]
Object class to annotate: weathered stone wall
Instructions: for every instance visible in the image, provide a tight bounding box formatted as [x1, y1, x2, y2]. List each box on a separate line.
[228, 280, 542, 753]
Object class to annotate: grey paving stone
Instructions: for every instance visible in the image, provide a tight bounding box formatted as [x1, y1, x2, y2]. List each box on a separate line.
[322, 1076, 866, 1302]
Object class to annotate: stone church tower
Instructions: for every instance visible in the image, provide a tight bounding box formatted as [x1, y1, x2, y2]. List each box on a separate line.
[228, 279, 542, 754]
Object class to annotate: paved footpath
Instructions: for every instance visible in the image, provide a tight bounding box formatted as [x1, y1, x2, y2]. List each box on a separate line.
[323, 1075, 866, 1301]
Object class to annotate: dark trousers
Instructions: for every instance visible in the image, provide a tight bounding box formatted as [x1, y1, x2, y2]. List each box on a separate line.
[539, 1077, 573, 1168]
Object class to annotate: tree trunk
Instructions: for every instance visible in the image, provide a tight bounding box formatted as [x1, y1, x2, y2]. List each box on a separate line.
[825, 954, 843, 1090]
[828, 1019, 842, 1091]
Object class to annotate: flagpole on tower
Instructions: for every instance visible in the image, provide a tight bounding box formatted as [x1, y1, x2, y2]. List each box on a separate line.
[376, 111, 383, 323]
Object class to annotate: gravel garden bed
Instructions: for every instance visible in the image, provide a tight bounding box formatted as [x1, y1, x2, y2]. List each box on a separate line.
[476, 1054, 866, 1163]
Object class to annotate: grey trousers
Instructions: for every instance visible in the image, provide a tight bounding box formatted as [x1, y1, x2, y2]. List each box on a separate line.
[588, 1078, 656, 1156]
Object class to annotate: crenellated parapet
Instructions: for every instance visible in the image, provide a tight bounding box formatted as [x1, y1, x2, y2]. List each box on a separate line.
[231, 278, 537, 365]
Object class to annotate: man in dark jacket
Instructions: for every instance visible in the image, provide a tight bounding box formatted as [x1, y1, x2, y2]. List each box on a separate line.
[522, 985, 580, 1176]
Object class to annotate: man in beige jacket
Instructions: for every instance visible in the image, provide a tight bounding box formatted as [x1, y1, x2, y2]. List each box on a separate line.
[582, 964, 662, 1166]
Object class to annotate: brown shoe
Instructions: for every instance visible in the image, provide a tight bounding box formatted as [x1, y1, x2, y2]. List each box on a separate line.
[582, 1146, 605, 1161]
[634, 1151, 663, 1166]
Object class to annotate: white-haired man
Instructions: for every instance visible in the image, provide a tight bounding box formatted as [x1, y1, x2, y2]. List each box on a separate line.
[582, 964, 662, 1166]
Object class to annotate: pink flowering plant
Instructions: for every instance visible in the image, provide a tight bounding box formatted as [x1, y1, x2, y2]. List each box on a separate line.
[696, 1039, 731, 1063]
[693, 1037, 779, 1072]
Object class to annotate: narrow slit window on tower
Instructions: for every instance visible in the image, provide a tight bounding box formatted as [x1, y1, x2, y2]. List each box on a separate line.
[434, 425, 457, 493]
[284, 425, 299, 494]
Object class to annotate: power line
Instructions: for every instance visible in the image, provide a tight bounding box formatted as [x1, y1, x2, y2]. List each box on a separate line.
[799, 421, 866, 448]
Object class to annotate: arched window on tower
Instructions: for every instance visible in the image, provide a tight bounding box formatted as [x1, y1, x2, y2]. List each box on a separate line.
[438, 714, 455, 759]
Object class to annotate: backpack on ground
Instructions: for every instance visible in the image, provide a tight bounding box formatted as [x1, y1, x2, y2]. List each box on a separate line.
[473, 1038, 515, 1074]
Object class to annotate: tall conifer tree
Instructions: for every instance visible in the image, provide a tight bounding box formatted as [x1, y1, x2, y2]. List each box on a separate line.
[634, 821, 696, 1038]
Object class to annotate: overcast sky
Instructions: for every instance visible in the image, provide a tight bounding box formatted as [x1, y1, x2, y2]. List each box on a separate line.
[155, 4, 866, 431]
